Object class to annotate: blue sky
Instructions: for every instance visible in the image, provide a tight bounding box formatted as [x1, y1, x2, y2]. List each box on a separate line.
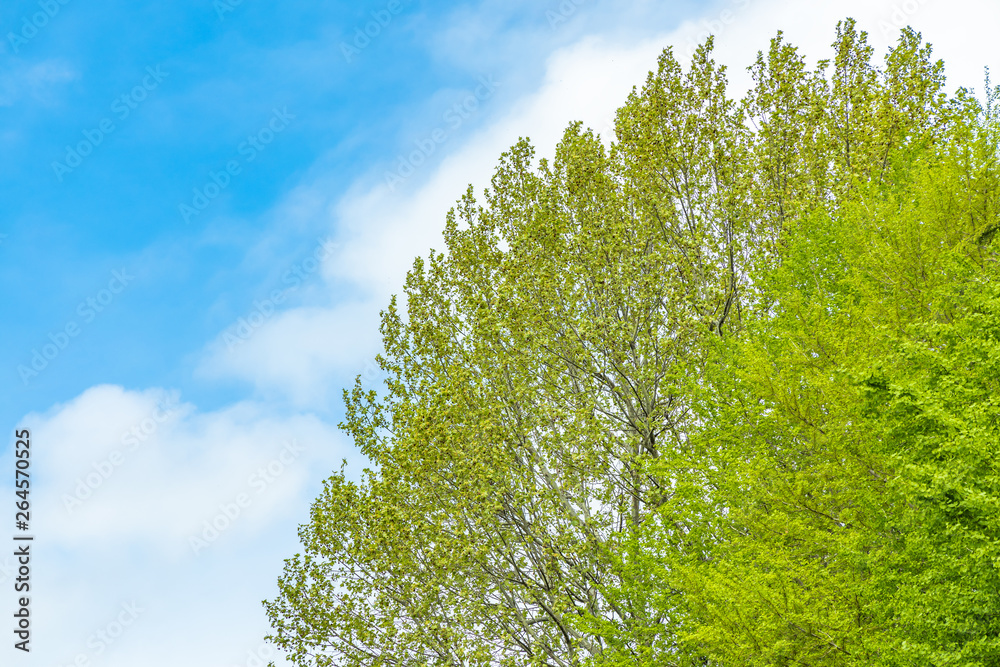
[2, 0, 998, 665]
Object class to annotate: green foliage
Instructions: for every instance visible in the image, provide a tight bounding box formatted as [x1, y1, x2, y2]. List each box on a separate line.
[264, 19, 1000, 667]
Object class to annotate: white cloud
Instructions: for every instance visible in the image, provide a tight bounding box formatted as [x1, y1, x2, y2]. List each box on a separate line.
[0, 57, 77, 106]
[26, 384, 347, 557]
[3, 382, 349, 666]
[198, 302, 383, 409]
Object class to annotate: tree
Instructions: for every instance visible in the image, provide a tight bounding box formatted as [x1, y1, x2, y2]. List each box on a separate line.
[264, 20, 1000, 667]
[653, 29, 1000, 667]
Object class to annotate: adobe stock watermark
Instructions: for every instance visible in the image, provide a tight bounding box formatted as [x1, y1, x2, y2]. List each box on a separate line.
[352, 356, 382, 387]
[546, 0, 588, 29]
[51, 65, 169, 182]
[61, 401, 180, 514]
[178, 107, 295, 224]
[53, 601, 144, 667]
[188, 439, 305, 556]
[0, 556, 14, 585]
[231, 641, 279, 667]
[214, 0, 244, 21]
[340, 0, 407, 63]
[681, 0, 751, 61]
[17, 268, 134, 385]
[878, 0, 930, 38]
[221, 236, 339, 350]
[6, 0, 72, 54]
[383, 75, 501, 192]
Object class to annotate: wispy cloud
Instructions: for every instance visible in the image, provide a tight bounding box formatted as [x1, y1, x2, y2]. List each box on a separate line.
[0, 57, 77, 107]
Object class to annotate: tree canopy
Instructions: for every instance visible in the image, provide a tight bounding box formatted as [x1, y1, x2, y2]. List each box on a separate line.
[265, 19, 1000, 667]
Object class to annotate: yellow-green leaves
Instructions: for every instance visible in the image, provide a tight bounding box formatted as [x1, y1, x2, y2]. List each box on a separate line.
[264, 20, 1000, 667]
